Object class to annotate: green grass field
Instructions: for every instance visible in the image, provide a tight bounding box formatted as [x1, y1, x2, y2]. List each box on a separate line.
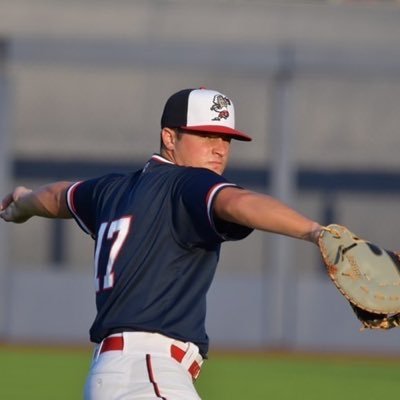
[1, 345, 400, 399]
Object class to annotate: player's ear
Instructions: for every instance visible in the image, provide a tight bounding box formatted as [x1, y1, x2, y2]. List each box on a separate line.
[161, 128, 177, 150]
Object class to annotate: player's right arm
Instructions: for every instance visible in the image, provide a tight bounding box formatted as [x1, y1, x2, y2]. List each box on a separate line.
[0, 182, 73, 223]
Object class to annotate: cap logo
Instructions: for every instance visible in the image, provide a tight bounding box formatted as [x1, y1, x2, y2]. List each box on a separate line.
[210, 94, 231, 121]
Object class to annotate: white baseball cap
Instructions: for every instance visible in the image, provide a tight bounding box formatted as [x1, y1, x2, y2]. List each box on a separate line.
[161, 88, 252, 141]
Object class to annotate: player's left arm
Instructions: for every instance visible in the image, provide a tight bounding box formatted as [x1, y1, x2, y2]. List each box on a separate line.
[213, 186, 322, 244]
[0, 181, 73, 223]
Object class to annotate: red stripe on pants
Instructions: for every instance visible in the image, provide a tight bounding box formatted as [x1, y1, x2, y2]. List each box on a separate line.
[146, 354, 167, 400]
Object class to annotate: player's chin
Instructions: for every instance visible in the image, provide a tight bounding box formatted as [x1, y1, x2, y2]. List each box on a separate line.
[207, 163, 225, 175]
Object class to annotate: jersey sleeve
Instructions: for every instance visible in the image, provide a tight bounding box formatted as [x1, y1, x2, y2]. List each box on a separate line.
[66, 174, 122, 237]
[174, 168, 253, 246]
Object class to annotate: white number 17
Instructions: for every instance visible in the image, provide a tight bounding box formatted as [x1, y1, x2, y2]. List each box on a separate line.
[94, 217, 131, 292]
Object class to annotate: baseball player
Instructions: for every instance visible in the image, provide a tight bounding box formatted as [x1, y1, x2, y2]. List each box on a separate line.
[0, 88, 323, 399]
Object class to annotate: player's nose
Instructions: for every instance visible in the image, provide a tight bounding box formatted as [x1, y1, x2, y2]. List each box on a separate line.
[212, 137, 230, 156]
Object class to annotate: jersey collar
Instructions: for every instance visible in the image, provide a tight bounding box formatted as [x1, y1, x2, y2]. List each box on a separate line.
[150, 154, 174, 165]
[142, 154, 175, 173]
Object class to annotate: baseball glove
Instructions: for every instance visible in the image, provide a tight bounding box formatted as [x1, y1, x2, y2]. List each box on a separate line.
[318, 224, 400, 330]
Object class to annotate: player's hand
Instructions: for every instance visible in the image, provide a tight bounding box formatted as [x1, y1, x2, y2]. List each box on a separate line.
[0, 186, 33, 223]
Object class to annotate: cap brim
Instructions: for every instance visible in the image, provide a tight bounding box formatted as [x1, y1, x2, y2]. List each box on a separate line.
[180, 125, 252, 142]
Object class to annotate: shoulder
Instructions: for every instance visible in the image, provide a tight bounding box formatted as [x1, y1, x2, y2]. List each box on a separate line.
[178, 166, 229, 184]
[69, 171, 139, 198]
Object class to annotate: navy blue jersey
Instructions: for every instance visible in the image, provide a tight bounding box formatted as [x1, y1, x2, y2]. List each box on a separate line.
[66, 154, 253, 356]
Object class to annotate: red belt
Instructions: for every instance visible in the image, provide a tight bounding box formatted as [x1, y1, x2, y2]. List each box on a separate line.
[100, 335, 124, 353]
[170, 344, 202, 380]
[99, 336, 202, 380]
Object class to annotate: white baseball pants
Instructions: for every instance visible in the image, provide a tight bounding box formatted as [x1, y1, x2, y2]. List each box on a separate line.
[84, 332, 203, 400]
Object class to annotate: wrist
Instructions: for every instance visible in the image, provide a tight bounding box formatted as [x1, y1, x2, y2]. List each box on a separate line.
[308, 222, 323, 245]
